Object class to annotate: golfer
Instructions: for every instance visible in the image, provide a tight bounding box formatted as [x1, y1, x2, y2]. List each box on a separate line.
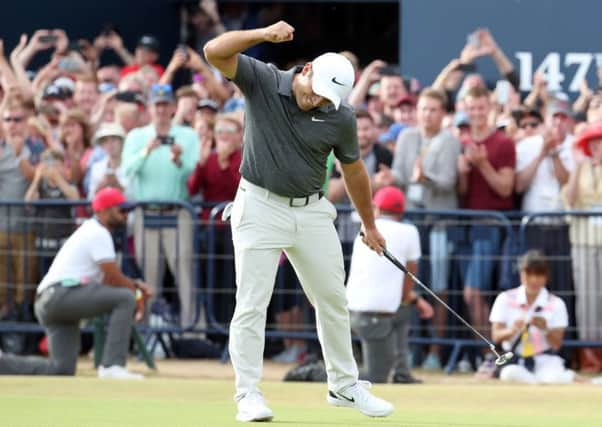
[0, 187, 153, 379]
[204, 20, 394, 421]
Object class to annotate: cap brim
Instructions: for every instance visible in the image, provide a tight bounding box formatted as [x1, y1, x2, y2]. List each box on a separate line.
[151, 96, 173, 104]
[118, 201, 137, 212]
[312, 79, 341, 110]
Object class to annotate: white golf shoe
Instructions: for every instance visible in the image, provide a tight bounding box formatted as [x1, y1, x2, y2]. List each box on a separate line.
[236, 390, 274, 422]
[327, 381, 394, 417]
[98, 365, 143, 380]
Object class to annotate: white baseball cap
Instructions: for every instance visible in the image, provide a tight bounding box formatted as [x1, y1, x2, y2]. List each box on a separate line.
[311, 53, 355, 110]
[93, 122, 126, 145]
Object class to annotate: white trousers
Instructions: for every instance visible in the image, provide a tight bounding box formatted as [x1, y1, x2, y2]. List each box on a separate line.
[499, 354, 575, 384]
[229, 179, 358, 399]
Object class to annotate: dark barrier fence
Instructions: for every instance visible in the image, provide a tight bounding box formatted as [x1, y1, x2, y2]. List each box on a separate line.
[0, 200, 600, 371]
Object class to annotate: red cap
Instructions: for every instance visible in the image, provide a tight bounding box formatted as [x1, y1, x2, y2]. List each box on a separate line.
[398, 95, 417, 107]
[373, 186, 405, 213]
[575, 123, 602, 157]
[92, 187, 132, 212]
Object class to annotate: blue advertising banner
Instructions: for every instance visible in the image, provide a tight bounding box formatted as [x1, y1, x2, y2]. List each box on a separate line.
[401, 0, 602, 95]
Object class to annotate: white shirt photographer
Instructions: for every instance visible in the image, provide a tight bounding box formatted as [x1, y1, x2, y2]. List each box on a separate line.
[346, 217, 421, 313]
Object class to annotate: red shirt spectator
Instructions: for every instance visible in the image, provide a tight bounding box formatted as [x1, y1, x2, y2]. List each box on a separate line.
[120, 35, 165, 78]
[187, 113, 243, 220]
[464, 130, 516, 210]
[187, 149, 242, 220]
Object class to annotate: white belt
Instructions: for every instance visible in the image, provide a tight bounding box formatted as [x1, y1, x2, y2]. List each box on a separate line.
[240, 178, 323, 207]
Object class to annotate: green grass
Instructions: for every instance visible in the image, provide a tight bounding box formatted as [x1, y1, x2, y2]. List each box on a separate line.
[1, 377, 601, 427]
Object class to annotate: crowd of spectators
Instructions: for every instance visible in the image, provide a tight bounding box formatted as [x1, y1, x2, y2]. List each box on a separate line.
[0, 5, 600, 372]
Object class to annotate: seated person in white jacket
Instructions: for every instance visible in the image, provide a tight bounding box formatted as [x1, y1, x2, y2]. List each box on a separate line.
[490, 250, 601, 384]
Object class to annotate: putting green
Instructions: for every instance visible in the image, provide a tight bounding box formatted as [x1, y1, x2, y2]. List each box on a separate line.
[1, 376, 601, 427]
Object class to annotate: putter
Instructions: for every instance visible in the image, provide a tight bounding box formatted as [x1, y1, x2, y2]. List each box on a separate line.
[360, 232, 513, 366]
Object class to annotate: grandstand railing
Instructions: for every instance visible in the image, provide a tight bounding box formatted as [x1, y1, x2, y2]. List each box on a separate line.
[1, 200, 601, 372]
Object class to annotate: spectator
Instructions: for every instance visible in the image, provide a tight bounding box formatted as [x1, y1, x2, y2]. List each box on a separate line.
[96, 64, 122, 88]
[377, 122, 406, 153]
[347, 186, 432, 383]
[489, 250, 594, 384]
[88, 123, 128, 197]
[197, 98, 220, 124]
[24, 148, 78, 273]
[73, 74, 100, 116]
[114, 96, 147, 133]
[122, 83, 199, 328]
[160, 46, 230, 104]
[187, 112, 242, 213]
[188, 0, 226, 54]
[0, 100, 38, 320]
[374, 87, 462, 370]
[379, 72, 408, 121]
[562, 123, 602, 372]
[120, 35, 164, 78]
[58, 109, 93, 191]
[187, 112, 242, 343]
[94, 30, 134, 68]
[328, 110, 392, 203]
[515, 111, 571, 212]
[348, 59, 386, 109]
[394, 95, 417, 127]
[512, 108, 543, 141]
[457, 86, 516, 356]
[173, 86, 200, 128]
[0, 188, 152, 378]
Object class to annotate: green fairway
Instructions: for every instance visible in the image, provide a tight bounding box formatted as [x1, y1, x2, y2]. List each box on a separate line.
[1, 376, 601, 427]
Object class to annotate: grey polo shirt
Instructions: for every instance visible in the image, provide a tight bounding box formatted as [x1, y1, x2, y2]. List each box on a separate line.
[0, 141, 31, 232]
[232, 54, 359, 198]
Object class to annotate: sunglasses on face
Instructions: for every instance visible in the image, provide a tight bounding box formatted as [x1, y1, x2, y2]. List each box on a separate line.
[215, 126, 238, 135]
[520, 121, 540, 129]
[3, 116, 24, 123]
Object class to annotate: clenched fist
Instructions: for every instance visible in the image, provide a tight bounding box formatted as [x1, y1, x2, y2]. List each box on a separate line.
[262, 21, 294, 43]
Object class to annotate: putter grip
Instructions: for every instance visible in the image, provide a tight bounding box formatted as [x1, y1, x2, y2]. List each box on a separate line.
[359, 231, 409, 274]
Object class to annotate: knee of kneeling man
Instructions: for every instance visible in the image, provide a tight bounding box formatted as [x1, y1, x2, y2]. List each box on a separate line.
[54, 362, 77, 376]
[121, 289, 137, 308]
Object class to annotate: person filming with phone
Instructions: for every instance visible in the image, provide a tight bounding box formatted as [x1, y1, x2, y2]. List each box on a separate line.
[122, 83, 200, 329]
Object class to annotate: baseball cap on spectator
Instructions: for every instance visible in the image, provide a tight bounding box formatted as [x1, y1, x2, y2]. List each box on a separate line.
[92, 187, 135, 212]
[115, 90, 146, 106]
[368, 82, 380, 97]
[548, 92, 572, 117]
[372, 186, 405, 214]
[54, 77, 76, 91]
[149, 84, 174, 104]
[223, 97, 246, 113]
[137, 35, 160, 53]
[197, 98, 219, 112]
[378, 123, 406, 144]
[93, 122, 126, 145]
[575, 122, 602, 157]
[311, 52, 355, 110]
[398, 95, 417, 107]
[512, 108, 543, 124]
[42, 83, 73, 100]
[453, 111, 470, 128]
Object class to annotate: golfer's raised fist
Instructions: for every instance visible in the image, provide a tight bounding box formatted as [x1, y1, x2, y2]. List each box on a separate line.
[262, 21, 294, 43]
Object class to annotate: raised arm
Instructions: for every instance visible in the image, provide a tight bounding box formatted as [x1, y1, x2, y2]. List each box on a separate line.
[204, 21, 294, 79]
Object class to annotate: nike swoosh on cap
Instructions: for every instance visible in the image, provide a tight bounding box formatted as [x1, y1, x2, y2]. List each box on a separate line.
[331, 77, 346, 86]
[311, 117, 325, 122]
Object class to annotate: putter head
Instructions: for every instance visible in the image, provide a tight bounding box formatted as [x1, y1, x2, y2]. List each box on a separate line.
[495, 352, 514, 366]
